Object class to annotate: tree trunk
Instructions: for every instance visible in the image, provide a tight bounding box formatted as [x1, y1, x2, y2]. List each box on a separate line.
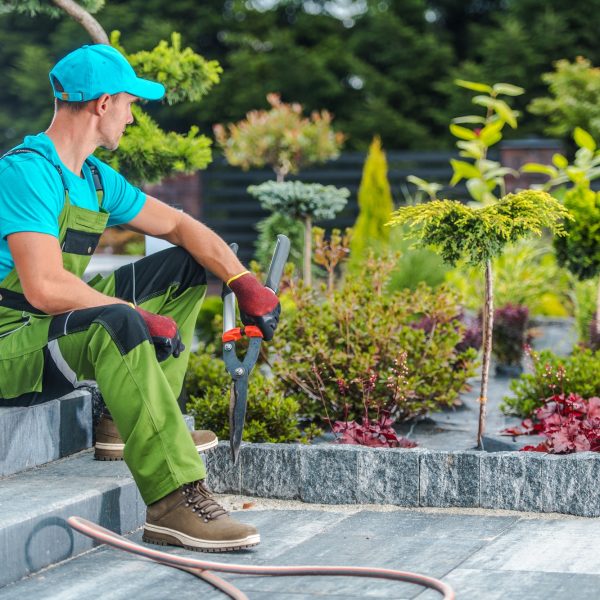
[52, 0, 109, 44]
[303, 215, 312, 287]
[477, 259, 494, 450]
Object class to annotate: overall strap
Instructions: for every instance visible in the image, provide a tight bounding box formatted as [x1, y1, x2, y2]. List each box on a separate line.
[1, 147, 70, 192]
[85, 159, 104, 208]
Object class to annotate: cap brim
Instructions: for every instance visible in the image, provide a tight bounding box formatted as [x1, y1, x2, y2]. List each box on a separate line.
[126, 77, 165, 101]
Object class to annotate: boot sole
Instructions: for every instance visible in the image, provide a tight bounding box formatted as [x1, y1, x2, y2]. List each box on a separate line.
[142, 523, 260, 552]
[94, 438, 219, 461]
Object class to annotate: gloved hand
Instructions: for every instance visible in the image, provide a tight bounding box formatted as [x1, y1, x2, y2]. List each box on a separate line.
[227, 271, 281, 341]
[134, 306, 185, 362]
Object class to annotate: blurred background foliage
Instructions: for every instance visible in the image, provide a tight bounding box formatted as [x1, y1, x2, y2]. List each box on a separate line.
[3, 0, 600, 152]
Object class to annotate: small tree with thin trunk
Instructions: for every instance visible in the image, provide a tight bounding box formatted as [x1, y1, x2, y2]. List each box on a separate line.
[247, 180, 349, 286]
[213, 93, 344, 183]
[388, 190, 571, 448]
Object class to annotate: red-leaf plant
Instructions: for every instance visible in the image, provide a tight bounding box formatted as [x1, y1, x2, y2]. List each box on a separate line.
[503, 393, 600, 453]
[320, 360, 417, 449]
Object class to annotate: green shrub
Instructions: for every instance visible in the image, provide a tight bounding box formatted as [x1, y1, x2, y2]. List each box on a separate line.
[268, 255, 478, 423]
[254, 212, 304, 272]
[184, 350, 303, 443]
[195, 296, 223, 346]
[386, 227, 450, 291]
[573, 279, 597, 343]
[554, 185, 600, 282]
[501, 347, 600, 417]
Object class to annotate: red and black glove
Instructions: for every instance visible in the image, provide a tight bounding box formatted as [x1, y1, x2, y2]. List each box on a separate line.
[227, 271, 281, 341]
[134, 306, 185, 362]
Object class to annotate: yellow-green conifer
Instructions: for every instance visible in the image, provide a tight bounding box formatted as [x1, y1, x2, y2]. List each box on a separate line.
[350, 137, 394, 262]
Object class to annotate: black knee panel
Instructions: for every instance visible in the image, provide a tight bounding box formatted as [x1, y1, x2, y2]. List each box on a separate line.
[50, 304, 152, 356]
[114, 246, 206, 303]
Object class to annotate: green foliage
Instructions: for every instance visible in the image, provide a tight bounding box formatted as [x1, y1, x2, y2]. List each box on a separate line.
[529, 57, 600, 143]
[247, 181, 349, 221]
[96, 104, 212, 184]
[501, 347, 600, 418]
[385, 226, 450, 292]
[254, 213, 304, 271]
[573, 279, 597, 342]
[522, 127, 600, 189]
[409, 79, 522, 205]
[112, 30, 221, 106]
[214, 93, 344, 180]
[553, 185, 600, 281]
[195, 295, 223, 346]
[388, 191, 571, 267]
[185, 350, 303, 443]
[444, 239, 573, 317]
[269, 255, 478, 423]
[349, 136, 394, 264]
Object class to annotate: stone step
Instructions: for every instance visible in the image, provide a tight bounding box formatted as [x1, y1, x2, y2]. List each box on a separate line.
[0, 451, 144, 589]
[0, 388, 195, 479]
[0, 389, 93, 478]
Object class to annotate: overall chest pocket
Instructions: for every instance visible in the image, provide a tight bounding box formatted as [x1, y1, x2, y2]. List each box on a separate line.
[61, 228, 101, 255]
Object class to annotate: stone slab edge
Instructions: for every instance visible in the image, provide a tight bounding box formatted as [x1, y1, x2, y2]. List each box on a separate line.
[0, 390, 92, 478]
[0, 393, 195, 479]
[205, 442, 600, 517]
[0, 476, 143, 588]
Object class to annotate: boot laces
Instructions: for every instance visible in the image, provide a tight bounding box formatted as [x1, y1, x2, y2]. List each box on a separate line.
[183, 480, 228, 521]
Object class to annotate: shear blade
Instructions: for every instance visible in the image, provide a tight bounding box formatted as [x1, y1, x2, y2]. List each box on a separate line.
[229, 382, 247, 464]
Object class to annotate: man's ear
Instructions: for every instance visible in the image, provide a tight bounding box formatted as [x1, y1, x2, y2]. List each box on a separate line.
[94, 93, 112, 115]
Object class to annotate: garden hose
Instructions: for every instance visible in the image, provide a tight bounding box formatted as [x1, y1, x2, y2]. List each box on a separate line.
[68, 516, 455, 600]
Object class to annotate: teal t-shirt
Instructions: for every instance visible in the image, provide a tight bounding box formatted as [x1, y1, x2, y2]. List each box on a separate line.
[0, 132, 146, 282]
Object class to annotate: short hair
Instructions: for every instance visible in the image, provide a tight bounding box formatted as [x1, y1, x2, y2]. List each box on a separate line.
[52, 76, 92, 113]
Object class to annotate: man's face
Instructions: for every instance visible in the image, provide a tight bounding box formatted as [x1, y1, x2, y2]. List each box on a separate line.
[98, 92, 137, 151]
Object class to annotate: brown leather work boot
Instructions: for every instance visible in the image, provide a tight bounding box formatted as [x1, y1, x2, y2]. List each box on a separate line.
[94, 414, 218, 461]
[143, 480, 260, 552]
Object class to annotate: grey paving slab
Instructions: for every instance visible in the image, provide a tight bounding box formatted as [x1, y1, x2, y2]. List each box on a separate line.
[9, 505, 600, 600]
[461, 517, 600, 574]
[415, 568, 600, 600]
[0, 451, 144, 587]
[230, 510, 516, 598]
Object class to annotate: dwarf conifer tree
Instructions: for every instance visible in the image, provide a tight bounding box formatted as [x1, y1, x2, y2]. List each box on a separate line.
[349, 137, 394, 265]
[388, 191, 570, 448]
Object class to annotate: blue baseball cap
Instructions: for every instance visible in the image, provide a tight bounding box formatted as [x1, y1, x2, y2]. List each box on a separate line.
[49, 44, 165, 102]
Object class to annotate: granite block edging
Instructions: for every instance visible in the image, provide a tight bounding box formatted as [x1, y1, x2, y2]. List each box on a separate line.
[204, 442, 600, 517]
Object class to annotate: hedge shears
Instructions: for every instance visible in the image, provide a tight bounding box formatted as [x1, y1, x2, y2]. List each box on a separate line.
[221, 234, 290, 464]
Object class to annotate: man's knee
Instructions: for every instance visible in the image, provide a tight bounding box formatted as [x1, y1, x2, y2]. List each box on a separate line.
[50, 304, 152, 356]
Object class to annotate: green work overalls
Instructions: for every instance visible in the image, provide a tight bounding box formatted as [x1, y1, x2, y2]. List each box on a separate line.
[0, 149, 207, 504]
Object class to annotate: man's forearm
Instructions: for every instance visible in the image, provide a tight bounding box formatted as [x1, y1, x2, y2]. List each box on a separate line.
[29, 269, 128, 315]
[167, 214, 246, 282]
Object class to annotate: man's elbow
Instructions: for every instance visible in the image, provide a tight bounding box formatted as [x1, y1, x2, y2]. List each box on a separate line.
[22, 279, 55, 314]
